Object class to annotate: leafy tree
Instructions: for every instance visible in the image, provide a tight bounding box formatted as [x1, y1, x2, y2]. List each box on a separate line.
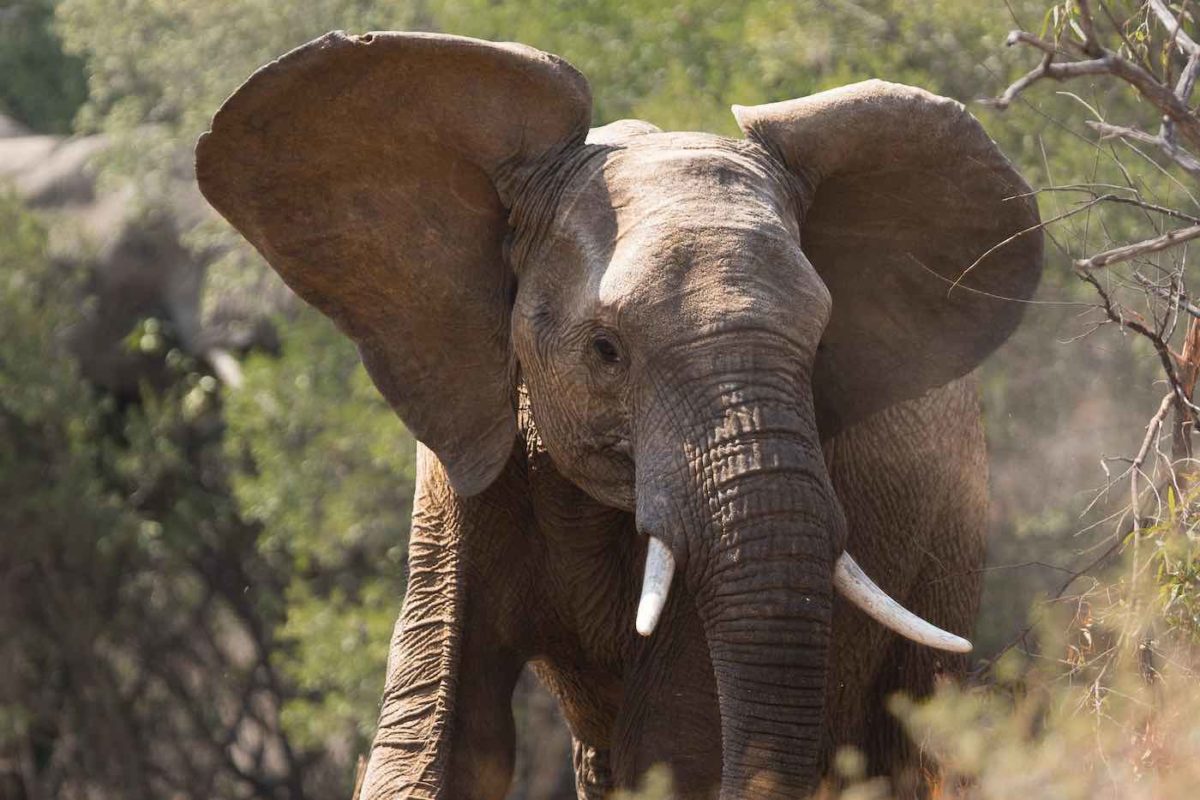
[0, 0, 86, 132]
[225, 307, 414, 752]
[0, 190, 310, 798]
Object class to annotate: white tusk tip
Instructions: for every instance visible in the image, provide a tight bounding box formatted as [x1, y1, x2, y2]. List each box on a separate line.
[636, 593, 666, 637]
[636, 536, 676, 638]
[834, 552, 975, 654]
[941, 634, 973, 654]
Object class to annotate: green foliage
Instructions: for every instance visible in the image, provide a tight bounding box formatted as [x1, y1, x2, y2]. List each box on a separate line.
[225, 307, 414, 750]
[1141, 487, 1200, 638]
[0, 0, 87, 132]
[54, 0, 422, 193]
[52, 0, 1046, 151]
[0, 190, 291, 797]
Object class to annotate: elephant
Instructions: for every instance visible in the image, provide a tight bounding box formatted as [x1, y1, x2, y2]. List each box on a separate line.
[0, 114, 259, 395]
[195, 31, 1043, 800]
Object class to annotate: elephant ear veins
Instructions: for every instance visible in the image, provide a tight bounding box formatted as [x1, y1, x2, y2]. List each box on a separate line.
[733, 81, 1043, 437]
[196, 31, 592, 495]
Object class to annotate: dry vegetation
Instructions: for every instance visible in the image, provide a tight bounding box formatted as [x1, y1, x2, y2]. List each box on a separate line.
[870, 3, 1200, 797]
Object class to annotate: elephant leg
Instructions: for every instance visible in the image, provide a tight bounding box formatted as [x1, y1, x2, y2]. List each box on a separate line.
[360, 449, 532, 800]
[822, 376, 987, 798]
[572, 740, 612, 800]
[522, 658, 621, 800]
[858, 387, 986, 799]
[860, 556, 980, 799]
[360, 541, 525, 800]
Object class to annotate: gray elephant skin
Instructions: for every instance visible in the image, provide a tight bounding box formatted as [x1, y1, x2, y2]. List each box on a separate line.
[0, 116, 249, 395]
[195, 32, 1043, 800]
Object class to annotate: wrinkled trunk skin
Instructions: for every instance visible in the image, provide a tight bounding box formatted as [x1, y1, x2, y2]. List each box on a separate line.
[700, 468, 836, 799]
[636, 353, 844, 800]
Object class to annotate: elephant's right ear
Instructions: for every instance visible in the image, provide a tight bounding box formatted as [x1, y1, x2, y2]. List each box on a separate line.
[196, 31, 592, 496]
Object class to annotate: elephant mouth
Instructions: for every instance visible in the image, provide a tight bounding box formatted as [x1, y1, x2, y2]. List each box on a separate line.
[565, 435, 636, 510]
[600, 434, 632, 457]
[635, 536, 972, 653]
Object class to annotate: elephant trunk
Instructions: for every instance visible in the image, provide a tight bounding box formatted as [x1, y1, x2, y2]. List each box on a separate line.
[635, 357, 844, 799]
[700, 452, 839, 798]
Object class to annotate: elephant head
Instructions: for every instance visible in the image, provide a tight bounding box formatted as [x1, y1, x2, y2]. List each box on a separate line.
[0, 123, 256, 395]
[196, 32, 1041, 798]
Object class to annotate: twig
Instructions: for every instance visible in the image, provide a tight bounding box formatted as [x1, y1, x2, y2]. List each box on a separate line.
[1080, 271, 1200, 417]
[1089, 120, 1200, 176]
[1134, 270, 1200, 317]
[1135, 393, 1176, 469]
[1074, 223, 1200, 269]
[1130, 394, 1176, 552]
[971, 534, 1126, 680]
[351, 755, 367, 800]
[1176, 50, 1200, 104]
[1021, 186, 1200, 222]
[1097, 193, 1200, 222]
[1006, 29, 1062, 55]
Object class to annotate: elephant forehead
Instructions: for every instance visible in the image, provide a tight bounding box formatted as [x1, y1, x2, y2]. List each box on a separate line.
[545, 133, 794, 245]
[599, 133, 789, 218]
[595, 210, 821, 334]
[517, 133, 825, 341]
[584, 139, 811, 319]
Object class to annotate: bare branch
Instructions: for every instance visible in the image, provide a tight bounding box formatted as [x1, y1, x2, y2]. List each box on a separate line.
[1135, 392, 1176, 470]
[1081, 271, 1200, 417]
[1177, 50, 1200, 102]
[1075, 223, 1200, 269]
[1089, 120, 1200, 176]
[1149, 0, 1200, 56]
[1134, 270, 1200, 317]
[1006, 29, 1061, 55]
[1091, 120, 1171, 146]
[992, 50, 1057, 109]
[1094, 193, 1200, 223]
[998, 8, 1200, 151]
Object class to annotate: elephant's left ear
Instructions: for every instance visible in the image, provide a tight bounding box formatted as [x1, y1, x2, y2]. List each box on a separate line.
[733, 80, 1043, 437]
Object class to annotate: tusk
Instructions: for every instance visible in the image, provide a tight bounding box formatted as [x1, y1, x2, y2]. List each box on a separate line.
[834, 552, 972, 654]
[205, 348, 243, 389]
[636, 537, 676, 637]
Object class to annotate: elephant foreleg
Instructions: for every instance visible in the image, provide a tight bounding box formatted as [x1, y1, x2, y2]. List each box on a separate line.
[861, 567, 979, 799]
[572, 740, 612, 800]
[360, 451, 529, 800]
[822, 376, 987, 799]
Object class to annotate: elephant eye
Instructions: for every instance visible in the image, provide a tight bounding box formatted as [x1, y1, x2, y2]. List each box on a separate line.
[591, 332, 623, 365]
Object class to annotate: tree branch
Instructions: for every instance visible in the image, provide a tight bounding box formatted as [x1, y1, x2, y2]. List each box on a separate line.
[1149, 0, 1200, 56]
[1090, 120, 1200, 177]
[1075, 223, 1200, 269]
[999, 3, 1200, 151]
[1134, 270, 1200, 318]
